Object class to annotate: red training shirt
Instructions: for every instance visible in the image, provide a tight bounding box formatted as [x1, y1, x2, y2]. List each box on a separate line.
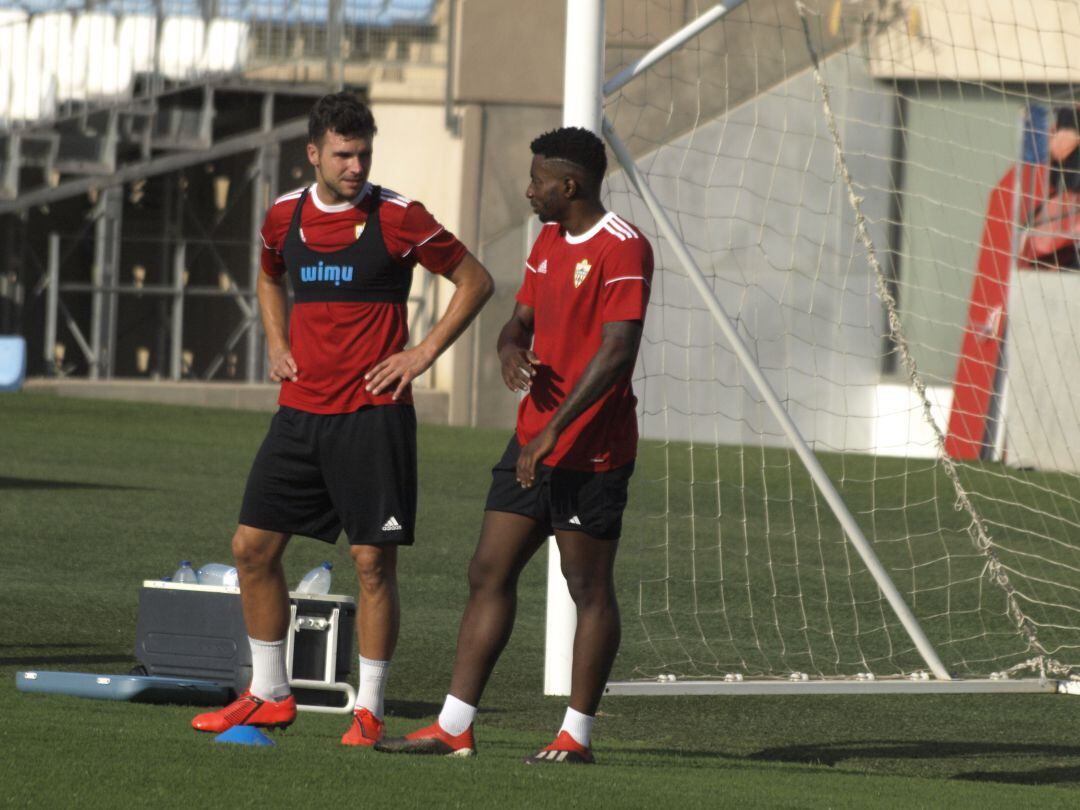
[260, 182, 467, 413]
[515, 211, 654, 471]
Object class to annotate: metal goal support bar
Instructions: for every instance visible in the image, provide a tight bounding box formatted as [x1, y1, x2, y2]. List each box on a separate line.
[605, 678, 1065, 697]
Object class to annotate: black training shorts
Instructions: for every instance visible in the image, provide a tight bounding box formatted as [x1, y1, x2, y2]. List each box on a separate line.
[239, 404, 417, 546]
[484, 436, 634, 540]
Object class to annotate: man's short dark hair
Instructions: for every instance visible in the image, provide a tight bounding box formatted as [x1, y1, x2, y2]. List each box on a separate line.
[530, 127, 607, 189]
[309, 92, 378, 145]
[1055, 105, 1080, 134]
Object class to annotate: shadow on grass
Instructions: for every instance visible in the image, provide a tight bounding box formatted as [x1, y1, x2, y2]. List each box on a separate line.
[2, 654, 136, 667]
[1, 643, 135, 667]
[751, 740, 1080, 785]
[386, 699, 450, 719]
[955, 766, 1080, 786]
[0, 476, 150, 491]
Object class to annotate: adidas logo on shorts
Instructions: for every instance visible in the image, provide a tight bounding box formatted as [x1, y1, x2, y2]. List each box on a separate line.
[382, 517, 403, 532]
[569, 516, 582, 525]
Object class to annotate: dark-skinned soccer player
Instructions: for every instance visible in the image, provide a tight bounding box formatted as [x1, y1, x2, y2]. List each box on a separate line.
[377, 127, 653, 764]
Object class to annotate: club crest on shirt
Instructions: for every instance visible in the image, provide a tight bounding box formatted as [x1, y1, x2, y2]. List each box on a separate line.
[573, 259, 591, 288]
[354, 224, 365, 241]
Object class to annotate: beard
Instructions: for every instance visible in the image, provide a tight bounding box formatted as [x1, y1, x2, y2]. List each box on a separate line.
[533, 203, 556, 223]
[327, 179, 362, 201]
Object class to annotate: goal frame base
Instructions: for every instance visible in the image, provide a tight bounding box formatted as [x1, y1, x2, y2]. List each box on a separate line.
[604, 678, 1068, 696]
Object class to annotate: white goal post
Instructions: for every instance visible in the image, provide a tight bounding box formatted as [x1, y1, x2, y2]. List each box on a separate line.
[545, 0, 1080, 696]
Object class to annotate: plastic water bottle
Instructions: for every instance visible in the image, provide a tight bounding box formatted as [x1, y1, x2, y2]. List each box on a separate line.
[173, 560, 198, 584]
[296, 561, 332, 595]
[197, 562, 239, 588]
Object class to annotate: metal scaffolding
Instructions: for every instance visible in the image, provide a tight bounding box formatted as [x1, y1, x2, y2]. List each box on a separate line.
[0, 1, 451, 383]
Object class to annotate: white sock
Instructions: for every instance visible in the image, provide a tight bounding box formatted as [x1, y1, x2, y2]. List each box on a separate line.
[438, 694, 477, 736]
[355, 656, 391, 718]
[559, 707, 595, 748]
[248, 637, 290, 701]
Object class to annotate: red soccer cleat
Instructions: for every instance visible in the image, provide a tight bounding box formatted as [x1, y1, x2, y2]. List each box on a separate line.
[191, 691, 297, 734]
[341, 707, 385, 746]
[523, 730, 595, 765]
[373, 720, 476, 757]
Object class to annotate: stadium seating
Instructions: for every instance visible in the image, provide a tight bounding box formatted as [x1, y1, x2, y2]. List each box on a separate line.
[92, 0, 202, 16]
[200, 18, 249, 74]
[9, 12, 64, 122]
[61, 13, 120, 102]
[158, 16, 206, 80]
[0, 10, 29, 125]
[0, 0, 439, 124]
[85, 22, 135, 101]
[117, 14, 158, 73]
[7, 0, 83, 12]
[205, 0, 435, 26]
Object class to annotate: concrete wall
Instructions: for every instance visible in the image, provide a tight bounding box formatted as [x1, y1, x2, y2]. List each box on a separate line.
[381, 0, 1080, 438]
[456, 10, 961, 450]
[370, 103, 466, 233]
[1005, 270, 1080, 474]
[604, 48, 901, 452]
[440, 0, 567, 428]
[440, 0, 885, 435]
[871, 0, 1080, 83]
[606, 0, 860, 161]
[363, 0, 568, 427]
[464, 103, 562, 429]
[454, 0, 564, 106]
[894, 88, 1019, 385]
[368, 100, 467, 399]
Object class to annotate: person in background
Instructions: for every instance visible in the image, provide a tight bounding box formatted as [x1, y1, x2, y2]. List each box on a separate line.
[1021, 105, 1080, 271]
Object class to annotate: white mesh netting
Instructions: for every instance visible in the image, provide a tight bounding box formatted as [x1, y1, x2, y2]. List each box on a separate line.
[603, 0, 1080, 681]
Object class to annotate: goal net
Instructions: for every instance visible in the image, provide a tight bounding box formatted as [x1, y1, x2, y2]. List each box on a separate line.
[600, 0, 1080, 685]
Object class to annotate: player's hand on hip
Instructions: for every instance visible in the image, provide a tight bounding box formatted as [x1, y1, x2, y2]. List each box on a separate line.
[516, 428, 557, 488]
[499, 347, 540, 392]
[268, 346, 299, 382]
[365, 347, 434, 400]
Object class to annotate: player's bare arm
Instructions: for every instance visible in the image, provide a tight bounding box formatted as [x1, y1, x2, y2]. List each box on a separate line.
[258, 270, 298, 383]
[516, 319, 643, 487]
[496, 302, 540, 391]
[366, 252, 494, 399]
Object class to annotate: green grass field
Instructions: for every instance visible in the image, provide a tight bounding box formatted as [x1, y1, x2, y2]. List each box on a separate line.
[3, 392, 1080, 808]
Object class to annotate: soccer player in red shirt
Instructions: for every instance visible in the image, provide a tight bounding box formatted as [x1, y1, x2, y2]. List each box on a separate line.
[191, 93, 494, 744]
[377, 127, 653, 764]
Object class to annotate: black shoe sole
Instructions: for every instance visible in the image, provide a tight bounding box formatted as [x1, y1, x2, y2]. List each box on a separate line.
[374, 738, 475, 757]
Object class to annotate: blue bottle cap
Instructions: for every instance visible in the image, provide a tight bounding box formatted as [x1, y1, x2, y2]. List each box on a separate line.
[321, 561, 333, 570]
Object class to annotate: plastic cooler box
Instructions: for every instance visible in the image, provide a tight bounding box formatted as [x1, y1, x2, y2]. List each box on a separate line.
[134, 580, 357, 713]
